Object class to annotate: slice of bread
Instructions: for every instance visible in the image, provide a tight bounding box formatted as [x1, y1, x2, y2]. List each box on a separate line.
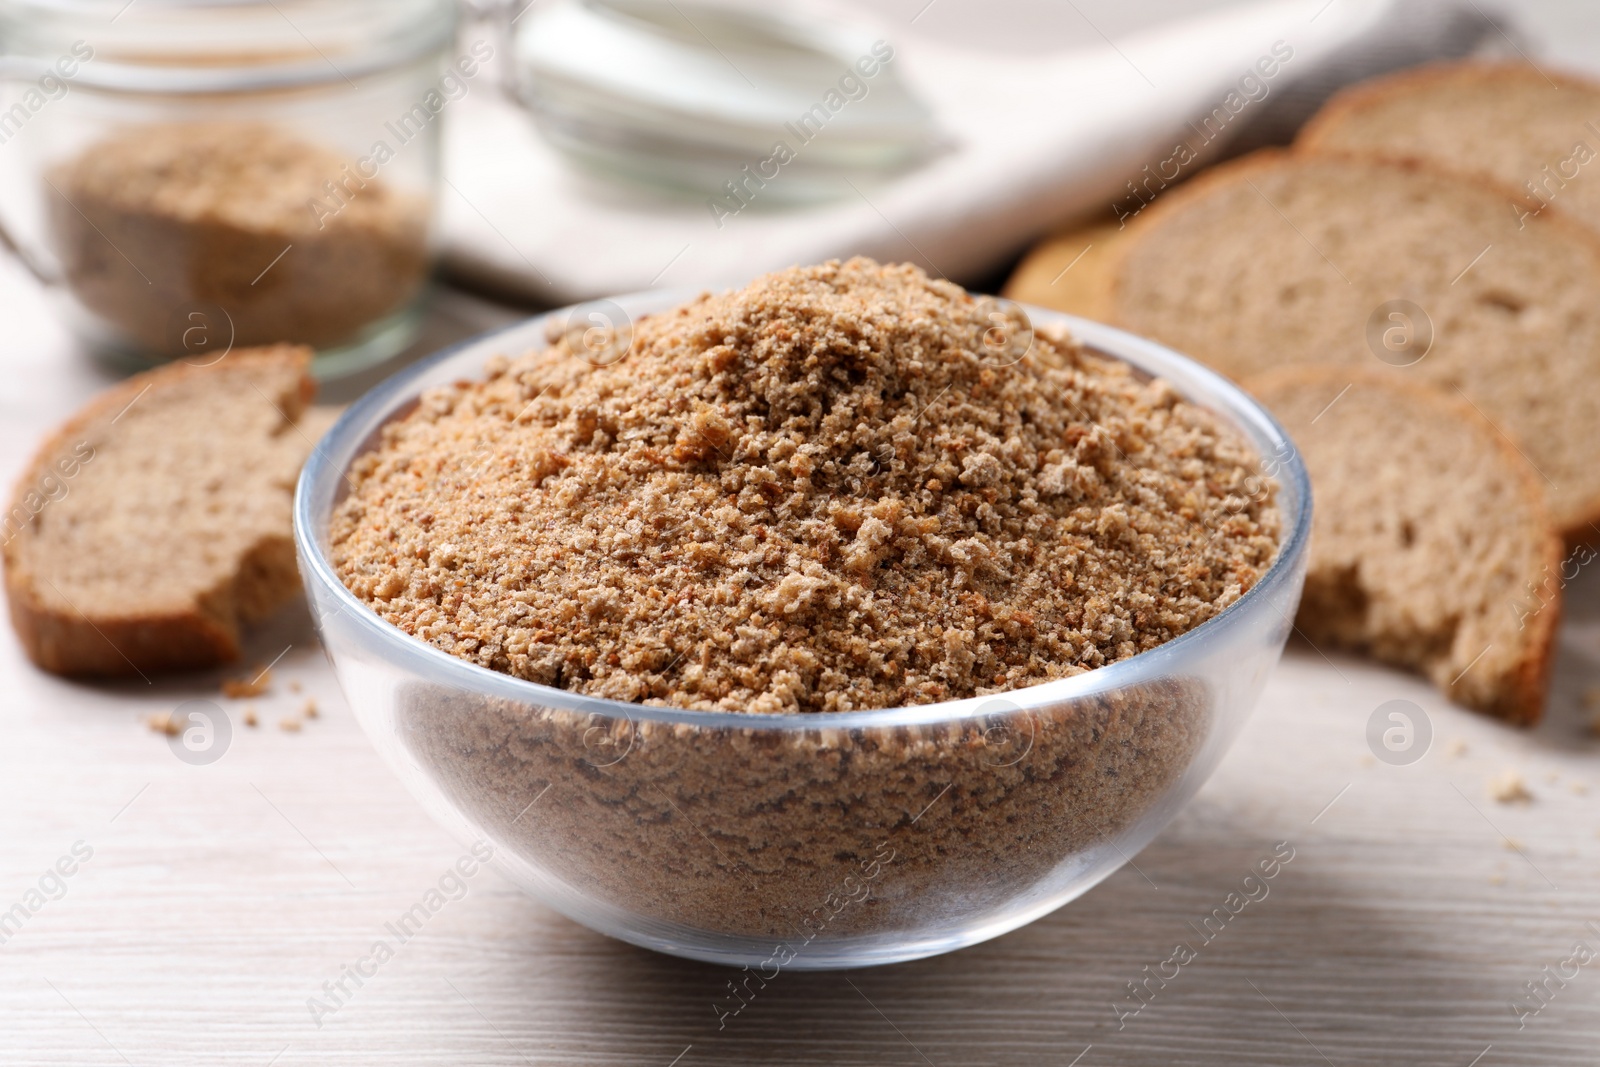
[3, 346, 326, 676]
[1298, 62, 1600, 237]
[1105, 150, 1600, 539]
[1250, 367, 1560, 725]
[1001, 220, 1125, 320]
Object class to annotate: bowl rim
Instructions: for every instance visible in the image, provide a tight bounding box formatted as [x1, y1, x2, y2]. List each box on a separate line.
[294, 288, 1311, 731]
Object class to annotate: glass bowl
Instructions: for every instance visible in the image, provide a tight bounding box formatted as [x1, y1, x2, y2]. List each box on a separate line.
[293, 291, 1311, 970]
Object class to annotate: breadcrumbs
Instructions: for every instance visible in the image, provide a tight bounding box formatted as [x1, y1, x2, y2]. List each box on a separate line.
[333, 259, 1279, 712]
[404, 675, 1210, 939]
[365, 261, 1283, 945]
[145, 710, 180, 736]
[222, 667, 270, 699]
[1490, 769, 1533, 803]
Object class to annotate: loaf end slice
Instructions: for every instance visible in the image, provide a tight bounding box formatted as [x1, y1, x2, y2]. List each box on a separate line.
[3, 346, 322, 676]
[1249, 366, 1560, 726]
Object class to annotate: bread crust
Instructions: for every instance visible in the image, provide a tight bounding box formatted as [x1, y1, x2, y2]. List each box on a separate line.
[2, 346, 314, 677]
[1245, 365, 1560, 726]
[1295, 60, 1600, 158]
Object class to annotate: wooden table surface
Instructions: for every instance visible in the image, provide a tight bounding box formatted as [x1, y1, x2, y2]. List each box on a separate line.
[4, 3, 1600, 1063]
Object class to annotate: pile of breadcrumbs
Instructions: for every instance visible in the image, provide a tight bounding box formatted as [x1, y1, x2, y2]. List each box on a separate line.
[332, 259, 1279, 712]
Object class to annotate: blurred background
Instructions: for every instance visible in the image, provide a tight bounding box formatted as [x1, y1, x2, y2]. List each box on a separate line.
[0, 0, 1590, 405]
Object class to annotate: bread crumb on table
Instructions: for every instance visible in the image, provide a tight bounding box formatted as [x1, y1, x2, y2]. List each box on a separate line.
[278, 716, 301, 733]
[222, 667, 270, 699]
[144, 711, 180, 737]
[243, 707, 258, 727]
[1446, 738, 1468, 758]
[1489, 769, 1533, 804]
[301, 698, 318, 719]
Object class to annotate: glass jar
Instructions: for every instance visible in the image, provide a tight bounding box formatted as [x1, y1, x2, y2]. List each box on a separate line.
[0, 0, 458, 377]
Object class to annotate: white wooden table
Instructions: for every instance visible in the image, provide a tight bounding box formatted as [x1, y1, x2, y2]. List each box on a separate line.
[4, 2, 1600, 1062]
